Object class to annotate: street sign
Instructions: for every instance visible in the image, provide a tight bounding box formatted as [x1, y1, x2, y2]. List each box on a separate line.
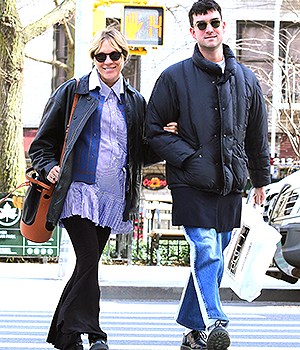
[0, 197, 61, 258]
[123, 6, 164, 46]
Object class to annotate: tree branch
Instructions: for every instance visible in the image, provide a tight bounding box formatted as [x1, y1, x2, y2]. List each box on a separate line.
[53, 0, 74, 49]
[23, 0, 76, 44]
[25, 52, 70, 72]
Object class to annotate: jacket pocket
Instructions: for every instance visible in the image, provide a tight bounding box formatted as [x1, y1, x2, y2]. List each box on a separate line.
[182, 149, 219, 190]
[231, 151, 248, 190]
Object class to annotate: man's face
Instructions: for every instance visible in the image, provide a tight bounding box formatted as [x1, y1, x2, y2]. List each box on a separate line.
[190, 10, 226, 54]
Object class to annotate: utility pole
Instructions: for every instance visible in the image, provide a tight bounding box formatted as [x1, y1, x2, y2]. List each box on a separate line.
[270, 0, 283, 160]
[60, 0, 94, 279]
[74, 0, 94, 77]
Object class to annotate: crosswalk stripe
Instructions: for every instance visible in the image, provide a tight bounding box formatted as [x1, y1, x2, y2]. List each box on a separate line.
[1, 303, 300, 350]
[0, 345, 298, 350]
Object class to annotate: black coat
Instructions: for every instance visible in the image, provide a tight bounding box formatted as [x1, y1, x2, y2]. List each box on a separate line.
[146, 44, 270, 196]
[29, 73, 152, 228]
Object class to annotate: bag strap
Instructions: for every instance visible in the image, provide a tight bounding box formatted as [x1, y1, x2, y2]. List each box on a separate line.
[0, 166, 54, 205]
[59, 78, 79, 165]
[0, 78, 80, 206]
[0, 181, 29, 205]
[25, 167, 52, 190]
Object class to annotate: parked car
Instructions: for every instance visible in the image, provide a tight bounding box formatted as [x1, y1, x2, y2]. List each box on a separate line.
[262, 171, 300, 283]
[263, 170, 300, 223]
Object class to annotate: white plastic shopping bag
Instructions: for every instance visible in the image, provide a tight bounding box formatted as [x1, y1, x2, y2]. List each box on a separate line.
[223, 203, 281, 302]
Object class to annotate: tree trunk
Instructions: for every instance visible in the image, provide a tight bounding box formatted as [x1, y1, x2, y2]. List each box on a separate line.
[0, 0, 76, 194]
[0, 0, 26, 193]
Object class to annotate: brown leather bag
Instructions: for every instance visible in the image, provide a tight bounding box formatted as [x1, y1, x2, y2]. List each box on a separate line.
[0, 165, 55, 243]
[20, 168, 55, 242]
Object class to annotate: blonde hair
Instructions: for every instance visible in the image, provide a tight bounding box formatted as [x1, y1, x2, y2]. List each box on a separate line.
[89, 26, 129, 63]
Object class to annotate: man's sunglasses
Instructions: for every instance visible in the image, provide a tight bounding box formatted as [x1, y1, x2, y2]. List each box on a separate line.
[94, 51, 122, 63]
[194, 19, 221, 31]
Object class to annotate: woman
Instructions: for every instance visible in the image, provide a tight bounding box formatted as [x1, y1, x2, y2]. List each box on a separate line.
[29, 27, 176, 350]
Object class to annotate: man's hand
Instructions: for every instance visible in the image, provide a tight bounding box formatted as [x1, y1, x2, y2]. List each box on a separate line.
[253, 187, 266, 205]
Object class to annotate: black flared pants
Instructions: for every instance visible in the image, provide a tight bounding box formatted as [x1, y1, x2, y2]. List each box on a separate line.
[47, 216, 111, 349]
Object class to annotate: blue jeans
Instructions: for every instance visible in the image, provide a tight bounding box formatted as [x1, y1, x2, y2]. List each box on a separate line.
[176, 227, 231, 331]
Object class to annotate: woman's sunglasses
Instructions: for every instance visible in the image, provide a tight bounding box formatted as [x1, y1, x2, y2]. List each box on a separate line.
[94, 51, 122, 63]
[194, 19, 221, 31]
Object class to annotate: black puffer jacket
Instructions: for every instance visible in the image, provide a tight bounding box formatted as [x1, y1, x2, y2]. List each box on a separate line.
[146, 44, 270, 195]
[29, 73, 151, 229]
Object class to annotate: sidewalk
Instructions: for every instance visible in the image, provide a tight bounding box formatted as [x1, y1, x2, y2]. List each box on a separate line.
[0, 262, 299, 312]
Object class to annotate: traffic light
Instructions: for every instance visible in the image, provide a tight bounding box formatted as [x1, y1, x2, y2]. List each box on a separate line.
[123, 5, 164, 47]
[92, 2, 165, 54]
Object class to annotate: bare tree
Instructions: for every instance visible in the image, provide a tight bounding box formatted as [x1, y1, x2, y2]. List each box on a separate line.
[235, 15, 300, 160]
[277, 26, 300, 158]
[0, 0, 75, 194]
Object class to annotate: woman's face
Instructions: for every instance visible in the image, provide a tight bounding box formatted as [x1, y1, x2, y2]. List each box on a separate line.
[94, 40, 124, 87]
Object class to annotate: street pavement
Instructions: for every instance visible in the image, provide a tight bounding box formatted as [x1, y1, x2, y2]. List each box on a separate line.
[0, 262, 300, 349]
[0, 261, 299, 313]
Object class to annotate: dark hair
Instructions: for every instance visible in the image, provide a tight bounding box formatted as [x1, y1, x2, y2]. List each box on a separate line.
[188, 0, 222, 26]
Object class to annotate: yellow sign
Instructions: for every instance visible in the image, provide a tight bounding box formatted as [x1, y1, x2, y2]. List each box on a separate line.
[94, 0, 148, 6]
[123, 6, 164, 46]
[93, 9, 106, 35]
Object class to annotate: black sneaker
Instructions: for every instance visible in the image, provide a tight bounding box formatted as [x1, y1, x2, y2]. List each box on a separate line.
[89, 339, 109, 350]
[181, 329, 207, 350]
[207, 321, 230, 350]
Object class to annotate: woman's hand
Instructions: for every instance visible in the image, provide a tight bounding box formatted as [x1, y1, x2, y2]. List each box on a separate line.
[47, 165, 60, 184]
[164, 122, 178, 134]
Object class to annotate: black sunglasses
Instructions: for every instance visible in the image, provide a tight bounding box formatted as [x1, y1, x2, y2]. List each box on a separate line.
[194, 19, 221, 31]
[94, 51, 122, 63]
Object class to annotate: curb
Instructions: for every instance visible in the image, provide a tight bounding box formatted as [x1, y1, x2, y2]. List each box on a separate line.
[101, 285, 300, 302]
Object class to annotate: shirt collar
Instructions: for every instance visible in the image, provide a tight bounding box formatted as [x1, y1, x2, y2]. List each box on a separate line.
[89, 66, 124, 101]
[89, 66, 100, 91]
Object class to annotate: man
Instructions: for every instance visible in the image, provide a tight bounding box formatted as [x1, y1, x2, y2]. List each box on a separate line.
[146, 1, 270, 350]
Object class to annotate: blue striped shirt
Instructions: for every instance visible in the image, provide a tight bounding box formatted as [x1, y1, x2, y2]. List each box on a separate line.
[60, 68, 133, 234]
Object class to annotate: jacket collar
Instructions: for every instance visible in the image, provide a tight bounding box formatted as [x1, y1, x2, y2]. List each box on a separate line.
[75, 74, 90, 95]
[192, 43, 236, 80]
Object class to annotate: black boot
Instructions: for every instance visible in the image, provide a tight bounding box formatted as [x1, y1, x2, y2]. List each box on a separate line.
[89, 339, 109, 350]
